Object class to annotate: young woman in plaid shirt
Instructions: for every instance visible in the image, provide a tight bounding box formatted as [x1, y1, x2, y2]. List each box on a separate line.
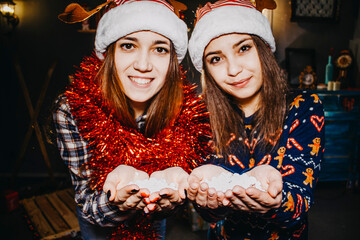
[54, 0, 209, 239]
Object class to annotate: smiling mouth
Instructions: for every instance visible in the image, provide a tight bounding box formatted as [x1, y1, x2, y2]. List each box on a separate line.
[229, 77, 251, 86]
[129, 76, 152, 85]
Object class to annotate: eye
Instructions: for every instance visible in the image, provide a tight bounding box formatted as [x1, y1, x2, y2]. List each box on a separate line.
[210, 56, 221, 64]
[239, 44, 251, 53]
[120, 43, 134, 50]
[155, 47, 169, 54]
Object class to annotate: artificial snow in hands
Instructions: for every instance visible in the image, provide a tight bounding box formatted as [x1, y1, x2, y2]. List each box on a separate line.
[202, 172, 265, 192]
[126, 178, 178, 194]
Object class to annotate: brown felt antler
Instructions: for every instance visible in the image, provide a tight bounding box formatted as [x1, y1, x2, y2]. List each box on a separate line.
[255, 0, 277, 12]
[58, 2, 110, 24]
[168, 0, 187, 17]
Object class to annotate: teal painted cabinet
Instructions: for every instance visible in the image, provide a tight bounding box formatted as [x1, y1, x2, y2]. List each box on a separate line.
[315, 91, 360, 187]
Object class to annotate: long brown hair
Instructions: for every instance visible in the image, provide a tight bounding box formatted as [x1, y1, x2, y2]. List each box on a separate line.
[96, 40, 183, 138]
[203, 35, 289, 154]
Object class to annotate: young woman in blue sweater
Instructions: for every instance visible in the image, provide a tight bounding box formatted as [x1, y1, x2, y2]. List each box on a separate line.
[187, 1, 325, 239]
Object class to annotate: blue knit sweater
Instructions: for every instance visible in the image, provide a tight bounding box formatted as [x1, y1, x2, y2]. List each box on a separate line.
[201, 91, 325, 240]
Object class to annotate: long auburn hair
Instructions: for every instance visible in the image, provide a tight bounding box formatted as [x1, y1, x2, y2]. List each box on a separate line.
[203, 35, 289, 154]
[96, 40, 183, 138]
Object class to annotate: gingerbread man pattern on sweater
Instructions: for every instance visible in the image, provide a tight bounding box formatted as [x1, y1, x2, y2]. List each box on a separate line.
[202, 90, 325, 240]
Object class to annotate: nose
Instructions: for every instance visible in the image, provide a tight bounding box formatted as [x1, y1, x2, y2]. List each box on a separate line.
[133, 50, 152, 72]
[227, 57, 242, 77]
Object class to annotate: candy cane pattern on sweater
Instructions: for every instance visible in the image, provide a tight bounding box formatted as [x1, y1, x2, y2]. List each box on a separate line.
[281, 164, 295, 177]
[226, 133, 236, 146]
[310, 115, 325, 132]
[293, 194, 303, 219]
[257, 154, 271, 165]
[244, 138, 258, 154]
[287, 138, 303, 151]
[228, 154, 245, 168]
[289, 119, 299, 134]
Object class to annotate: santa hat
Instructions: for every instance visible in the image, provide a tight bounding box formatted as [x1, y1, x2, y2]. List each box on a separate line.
[95, 0, 188, 63]
[189, 0, 276, 72]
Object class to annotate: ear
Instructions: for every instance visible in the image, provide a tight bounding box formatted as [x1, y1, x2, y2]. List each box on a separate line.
[255, 0, 277, 12]
[58, 2, 110, 24]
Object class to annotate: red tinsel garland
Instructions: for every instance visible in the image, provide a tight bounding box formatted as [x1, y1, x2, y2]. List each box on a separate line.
[65, 55, 210, 239]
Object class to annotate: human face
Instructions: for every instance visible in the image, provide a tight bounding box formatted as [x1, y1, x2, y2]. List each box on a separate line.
[204, 33, 263, 112]
[114, 31, 171, 111]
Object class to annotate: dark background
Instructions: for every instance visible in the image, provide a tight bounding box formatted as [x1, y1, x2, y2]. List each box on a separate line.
[0, 0, 359, 189]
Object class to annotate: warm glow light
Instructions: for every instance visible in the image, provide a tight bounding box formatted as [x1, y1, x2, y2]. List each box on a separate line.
[1, 5, 14, 15]
[0, 1, 19, 28]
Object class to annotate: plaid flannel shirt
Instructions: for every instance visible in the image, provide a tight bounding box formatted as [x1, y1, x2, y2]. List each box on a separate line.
[53, 95, 146, 226]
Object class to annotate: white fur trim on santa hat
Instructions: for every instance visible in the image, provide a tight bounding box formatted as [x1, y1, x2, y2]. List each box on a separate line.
[95, 1, 188, 63]
[189, 5, 276, 72]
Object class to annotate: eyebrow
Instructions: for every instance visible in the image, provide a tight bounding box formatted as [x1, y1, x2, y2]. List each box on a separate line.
[121, 37, 170, 46]
[154, 40, 170, 45]
[233, 38, 252, 49]
[204, 37, 253, 58]
[204, 50, 221, 59]
[122, 36, 137, 42]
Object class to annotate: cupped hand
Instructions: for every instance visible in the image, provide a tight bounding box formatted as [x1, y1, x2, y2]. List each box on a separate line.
[225, 165, 283, 214]
[144, 167, 189, 213]
[150, 167, 189, 199]
[113, 184, 150, 211]
[187, 164, 230, 209]
[103, 165, 149, 202]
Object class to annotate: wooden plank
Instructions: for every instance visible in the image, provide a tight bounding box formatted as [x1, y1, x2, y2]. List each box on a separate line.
[46, 193, 79, 229]
[66, 188, 75, 198]
[35, 195, 69, 233]
[42, 227, 80, 240]
[56, 189, 76, 213]
[21, 198, 55, 238]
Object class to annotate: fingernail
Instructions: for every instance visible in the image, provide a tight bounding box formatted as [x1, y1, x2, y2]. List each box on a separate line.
[144, 198, 151, 204]
[148, 205, 155, 211]
[208, 189, 215, 196]
[131, 189, 139, 193]
[141, 192, 149, 198]
[152, 197, 160, 202]
[106, 190, 111, 201]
